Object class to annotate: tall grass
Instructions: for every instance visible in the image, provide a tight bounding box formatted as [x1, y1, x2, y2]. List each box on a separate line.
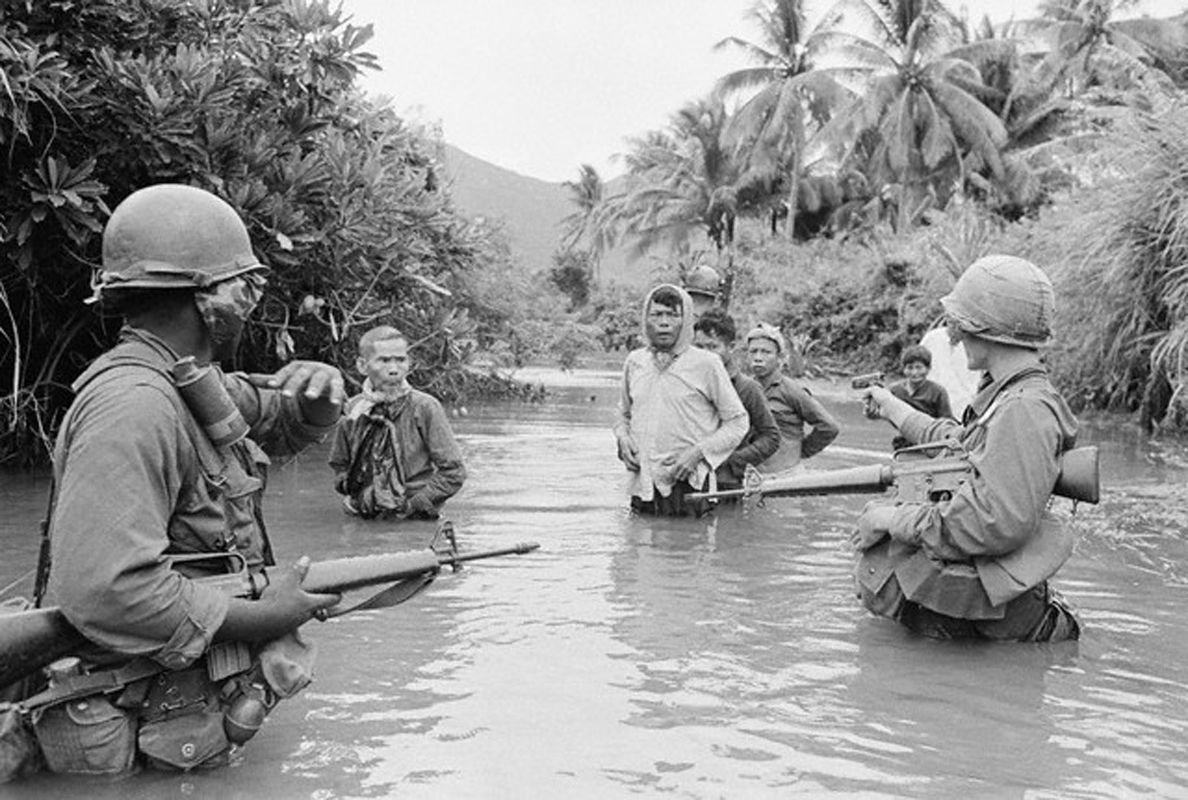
[1036, 105, 1188, 430]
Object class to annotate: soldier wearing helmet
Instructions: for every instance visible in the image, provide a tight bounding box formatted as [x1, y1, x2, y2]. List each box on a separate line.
[31, 184, 343, 775]
[682, 263, 722, 319]
[854, 255, 1082, 642]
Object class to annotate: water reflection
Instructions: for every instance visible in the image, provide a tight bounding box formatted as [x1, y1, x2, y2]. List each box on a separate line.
[2, 369, 1188, 798]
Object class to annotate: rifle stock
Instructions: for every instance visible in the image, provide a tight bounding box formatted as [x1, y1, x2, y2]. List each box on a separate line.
[689, 446, 1100, 505]
[0, 542, 540, 693]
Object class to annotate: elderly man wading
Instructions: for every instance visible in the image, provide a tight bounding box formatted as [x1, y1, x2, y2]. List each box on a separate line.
[614, 284, 748, 517]
[855, 255, 1082, 642]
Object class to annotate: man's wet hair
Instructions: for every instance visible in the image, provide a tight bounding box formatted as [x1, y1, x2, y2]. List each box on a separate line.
[649, 286, 683, 313]
[358, 325, 408, 358]
[693, 308, 737, 343]
[901, 344, 932, 369]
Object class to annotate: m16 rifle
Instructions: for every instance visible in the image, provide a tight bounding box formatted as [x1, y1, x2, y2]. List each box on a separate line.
[0, 530, 540, 693]
[688, 445, 1100, 507]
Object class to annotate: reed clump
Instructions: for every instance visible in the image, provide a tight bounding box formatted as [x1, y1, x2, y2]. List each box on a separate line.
[1042, 104, 1188, 431]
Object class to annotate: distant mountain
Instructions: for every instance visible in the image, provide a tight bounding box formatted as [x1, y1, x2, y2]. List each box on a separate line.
[441, 144, 567, 276]
[440, 144, 645, 286]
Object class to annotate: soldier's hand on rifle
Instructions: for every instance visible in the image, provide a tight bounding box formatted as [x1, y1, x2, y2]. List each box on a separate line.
[266, 556, 342, 625]
[851, 502, 896, 551]
[616, 433, 640, 471]
[219, 557, 342, 641]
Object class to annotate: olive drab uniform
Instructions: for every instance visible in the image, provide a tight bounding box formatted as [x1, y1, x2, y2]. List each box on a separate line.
[856, 365, 1082, 641]
[25, 327, 333, 774]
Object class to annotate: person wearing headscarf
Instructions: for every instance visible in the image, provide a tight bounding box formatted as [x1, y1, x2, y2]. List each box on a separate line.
[613, 284, 748, 516]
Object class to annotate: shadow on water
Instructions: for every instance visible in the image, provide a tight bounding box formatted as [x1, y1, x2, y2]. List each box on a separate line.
[2, 369, 1188, 798]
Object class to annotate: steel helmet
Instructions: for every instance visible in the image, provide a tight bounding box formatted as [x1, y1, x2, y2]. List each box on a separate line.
[940, 255, 1054, 349]
[92, 184, 266, 299]
[684, 264, 722, 299]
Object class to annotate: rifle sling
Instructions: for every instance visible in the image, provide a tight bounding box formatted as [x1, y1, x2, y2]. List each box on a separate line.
[325, 573, 437, 618]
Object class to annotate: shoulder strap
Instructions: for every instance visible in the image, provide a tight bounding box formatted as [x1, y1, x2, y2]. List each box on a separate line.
[35, 355, 229, 606]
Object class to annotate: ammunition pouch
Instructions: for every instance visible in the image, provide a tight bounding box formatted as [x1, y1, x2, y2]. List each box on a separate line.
[138, 703, 230, 772]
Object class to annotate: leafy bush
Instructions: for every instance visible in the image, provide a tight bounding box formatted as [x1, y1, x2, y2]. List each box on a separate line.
[0, 0, 516, 463]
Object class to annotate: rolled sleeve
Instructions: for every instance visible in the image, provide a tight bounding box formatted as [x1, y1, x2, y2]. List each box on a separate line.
[890, 400, 1063, 561]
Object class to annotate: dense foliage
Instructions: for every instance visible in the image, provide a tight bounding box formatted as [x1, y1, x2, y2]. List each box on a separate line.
[561, 0, 1188, 430]
[0, 0, 523, 464]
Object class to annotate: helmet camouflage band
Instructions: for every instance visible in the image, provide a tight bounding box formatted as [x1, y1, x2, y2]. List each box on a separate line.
[940, 255, 1054, 349]
[90, 184, 267, 302]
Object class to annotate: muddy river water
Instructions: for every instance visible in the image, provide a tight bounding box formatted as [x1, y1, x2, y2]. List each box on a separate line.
[2, 367, 1187, 799]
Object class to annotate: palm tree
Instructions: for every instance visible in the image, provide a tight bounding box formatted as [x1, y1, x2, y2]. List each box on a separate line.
[714, 0, 850, 239]
[599, 97, 762, 292]
[560, 164, 609, 280]
[1031, 0, 1157, 95]
[812, 0, 1008, 229]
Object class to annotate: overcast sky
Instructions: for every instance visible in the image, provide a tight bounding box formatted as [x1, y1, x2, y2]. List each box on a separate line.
[340, 0, 1187, 183]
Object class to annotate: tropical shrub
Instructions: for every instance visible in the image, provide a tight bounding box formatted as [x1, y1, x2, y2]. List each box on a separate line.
[0, 0, 514, 464]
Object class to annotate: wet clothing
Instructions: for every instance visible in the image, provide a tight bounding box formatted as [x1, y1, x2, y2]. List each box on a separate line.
[756, 373, 839, 472]
[614, 285, 748, 514]
[718, 370, 780, 489]
[49, 328, 329, 663]
[329, 384, 466, 519]
[855, 363, 1082, 642]
[38, 326, 333, 772]
[889, 378, 953, 451]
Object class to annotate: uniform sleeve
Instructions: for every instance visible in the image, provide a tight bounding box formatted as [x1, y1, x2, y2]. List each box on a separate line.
[725, 381, 780, 470]
[897, 410, 964, 446]
[415, 398, 467, 503]
[225, 371, 335, 458]
[889, 398, 1064, 560]
[49, 381, 229, 669]
[795, 387, 840, 459]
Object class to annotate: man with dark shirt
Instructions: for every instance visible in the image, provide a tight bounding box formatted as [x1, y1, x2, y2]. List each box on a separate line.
[693, 310, 780, 489]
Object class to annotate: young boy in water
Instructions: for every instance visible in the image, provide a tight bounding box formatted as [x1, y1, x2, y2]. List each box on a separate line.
[329, 325, 466, 519]
[888, 345, 953, 450]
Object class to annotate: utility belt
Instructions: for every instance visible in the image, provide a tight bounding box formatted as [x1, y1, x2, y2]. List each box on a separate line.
[2, 635, 312, 777]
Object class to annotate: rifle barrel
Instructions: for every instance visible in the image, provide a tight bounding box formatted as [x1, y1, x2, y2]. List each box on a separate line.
[440, 542, 541, 565]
